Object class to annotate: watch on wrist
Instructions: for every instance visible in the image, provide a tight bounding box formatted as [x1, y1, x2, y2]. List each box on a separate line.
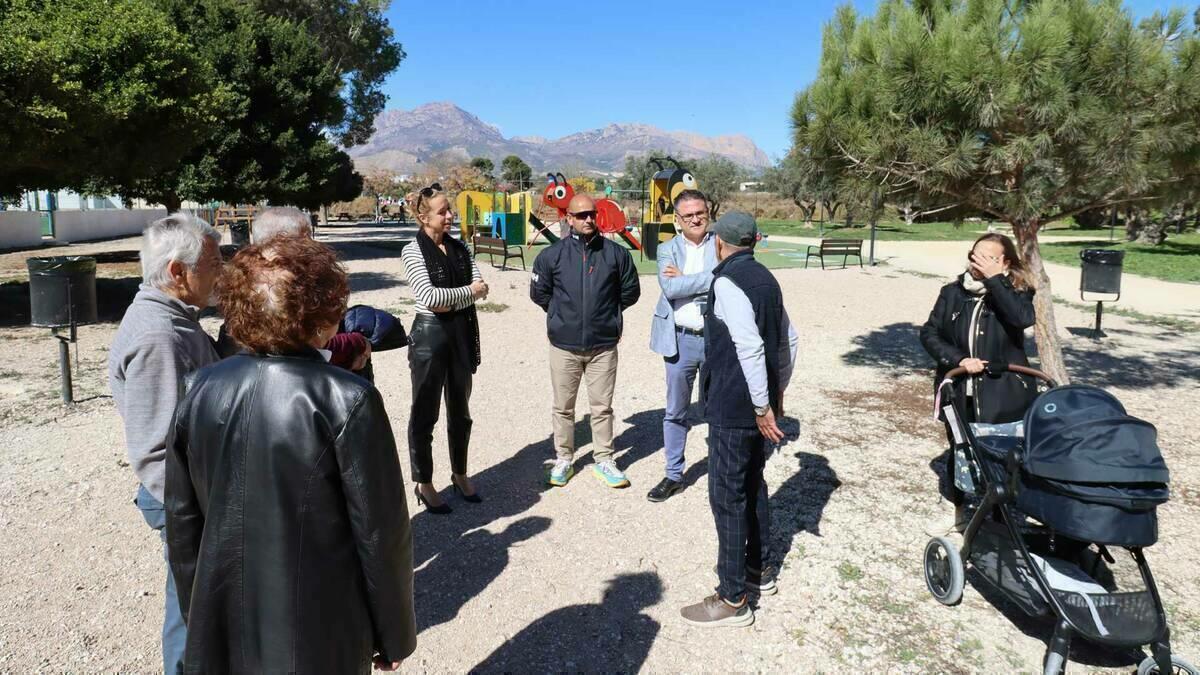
[754, 404, 771, 417]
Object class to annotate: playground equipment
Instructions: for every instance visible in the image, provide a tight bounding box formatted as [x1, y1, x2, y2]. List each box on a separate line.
[641, 156, 699, 258]
[454, 189, 532, 246]
[535, 173, 639, 250]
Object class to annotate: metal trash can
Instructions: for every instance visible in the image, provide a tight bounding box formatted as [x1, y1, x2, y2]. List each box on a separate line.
[641, 222, 660, 260]
[1080, 249, 1125, 296]
[27, 256, 98, 327]
[230, 222, 251, 248]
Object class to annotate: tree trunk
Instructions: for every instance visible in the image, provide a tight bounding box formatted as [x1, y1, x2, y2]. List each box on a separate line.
[1011, 218, 1071, 385]
[1135, 216, 1168, 245]
[162, 192, 182, 213]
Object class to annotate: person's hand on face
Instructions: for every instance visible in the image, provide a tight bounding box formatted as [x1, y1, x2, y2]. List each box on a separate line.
[968, 240, 1007, 280]
[351, 341, 371, 371]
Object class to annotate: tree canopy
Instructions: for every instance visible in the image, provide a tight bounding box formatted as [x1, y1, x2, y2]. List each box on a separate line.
[791, 0, 1200, 382]
[500, 155, 533, 190]
[0, 0, 403, 210]
[0, 0, 227, 199]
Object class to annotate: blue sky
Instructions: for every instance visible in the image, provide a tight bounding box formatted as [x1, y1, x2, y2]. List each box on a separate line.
[379, 0, 1184, 161]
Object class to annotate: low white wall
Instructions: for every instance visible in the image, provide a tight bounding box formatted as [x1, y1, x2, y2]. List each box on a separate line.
[53, 209, 167, 243]
[0, 211, 48, 250]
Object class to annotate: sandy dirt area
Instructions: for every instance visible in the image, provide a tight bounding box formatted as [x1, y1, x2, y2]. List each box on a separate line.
[0, 226, 1196, 672]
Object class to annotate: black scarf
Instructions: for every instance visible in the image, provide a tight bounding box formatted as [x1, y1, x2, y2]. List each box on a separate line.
[415, 229, 481, 373]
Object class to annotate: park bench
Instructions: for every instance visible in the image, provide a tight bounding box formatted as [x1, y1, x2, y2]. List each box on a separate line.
[472, 234, 526, 271]
[805, 239, 864, 269]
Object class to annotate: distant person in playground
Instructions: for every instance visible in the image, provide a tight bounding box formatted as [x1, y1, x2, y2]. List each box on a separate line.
[680, 211, 798, 628]
[107, 213, 223, 673]
[919, 232, 1036, 527]
[647, 189, 718, 502]
[400, 183, 488, 513]
[165, 235, 415, 673]
[530, 193, 641, 488]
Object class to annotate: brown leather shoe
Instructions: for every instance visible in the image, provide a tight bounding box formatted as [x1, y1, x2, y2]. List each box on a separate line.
[679, 593, 754, 627]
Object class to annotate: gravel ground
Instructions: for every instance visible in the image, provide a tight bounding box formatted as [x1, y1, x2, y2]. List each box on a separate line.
[0, 228, 1197, 673]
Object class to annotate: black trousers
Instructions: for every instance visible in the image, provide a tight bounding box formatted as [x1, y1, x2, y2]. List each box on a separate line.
[407, 315, 473, 483]
[708, 424, 772, 604]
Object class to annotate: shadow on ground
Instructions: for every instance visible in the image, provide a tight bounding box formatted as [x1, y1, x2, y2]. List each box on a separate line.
[348, 271, 406, 293]
[470, 571, 662, 673]
[0, 277, 141, 328]
[844, 321, 1200, 391]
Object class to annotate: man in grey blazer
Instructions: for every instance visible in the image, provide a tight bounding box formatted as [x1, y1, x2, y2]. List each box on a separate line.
[647, 189, 719, 502]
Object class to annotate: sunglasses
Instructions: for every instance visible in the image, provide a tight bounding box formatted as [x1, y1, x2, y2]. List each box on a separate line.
[415, 182, 442, 210]
[569, 210, 596, 220]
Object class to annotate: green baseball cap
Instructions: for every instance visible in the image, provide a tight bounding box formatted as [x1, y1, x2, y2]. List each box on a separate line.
[711, 210, 758, 246]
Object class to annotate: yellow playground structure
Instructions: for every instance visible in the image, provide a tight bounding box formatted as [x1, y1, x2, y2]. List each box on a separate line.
[455, 190, 535, 246]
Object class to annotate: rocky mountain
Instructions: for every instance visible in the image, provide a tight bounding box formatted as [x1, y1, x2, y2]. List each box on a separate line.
[347, 102, 771, 175]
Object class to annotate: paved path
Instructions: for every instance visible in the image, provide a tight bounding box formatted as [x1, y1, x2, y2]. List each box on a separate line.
[770, 235, 1200, 321]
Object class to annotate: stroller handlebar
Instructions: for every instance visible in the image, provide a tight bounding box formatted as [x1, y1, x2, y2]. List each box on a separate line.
[944, 363, 1057, 387]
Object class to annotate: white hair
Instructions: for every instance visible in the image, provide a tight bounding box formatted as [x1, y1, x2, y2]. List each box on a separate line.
[140, 213, 220, 290]
[252, 206, 311, 243]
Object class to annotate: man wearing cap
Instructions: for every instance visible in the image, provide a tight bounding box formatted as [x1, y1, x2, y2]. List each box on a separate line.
[646, 189, 717, 502]
[680, 211, 799, 628]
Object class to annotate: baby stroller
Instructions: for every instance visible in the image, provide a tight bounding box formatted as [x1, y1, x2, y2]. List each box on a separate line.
[923, 363, 1193, 675]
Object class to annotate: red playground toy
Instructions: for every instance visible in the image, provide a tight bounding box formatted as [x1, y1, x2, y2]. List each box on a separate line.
[534, 173, 640, 250]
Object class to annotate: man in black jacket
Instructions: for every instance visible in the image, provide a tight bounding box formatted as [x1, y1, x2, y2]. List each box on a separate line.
[530, 194, 640, 488]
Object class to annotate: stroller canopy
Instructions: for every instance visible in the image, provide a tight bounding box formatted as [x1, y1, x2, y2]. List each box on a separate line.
[1023, 386, 1169, 485]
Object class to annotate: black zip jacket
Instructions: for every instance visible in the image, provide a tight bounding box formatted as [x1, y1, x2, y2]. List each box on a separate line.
[919, 274, 1037, 423]
[530, 231, 640, 351]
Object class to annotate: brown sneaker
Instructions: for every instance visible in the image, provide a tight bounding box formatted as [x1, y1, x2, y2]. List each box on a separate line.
[680, 593, 754, 628]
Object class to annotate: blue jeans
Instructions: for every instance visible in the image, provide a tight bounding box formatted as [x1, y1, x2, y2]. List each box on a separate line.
[135, 485, 186, 675]
[662, 330, 705, 481]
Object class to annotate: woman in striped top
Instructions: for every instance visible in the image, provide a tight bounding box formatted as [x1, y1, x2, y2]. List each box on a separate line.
[401, 185, 489, 514]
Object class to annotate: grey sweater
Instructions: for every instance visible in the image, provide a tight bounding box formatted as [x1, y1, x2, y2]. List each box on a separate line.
[108, 285, 218, 502]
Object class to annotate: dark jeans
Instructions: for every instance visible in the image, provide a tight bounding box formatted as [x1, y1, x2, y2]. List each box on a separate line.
[135, 485, 186, 675]
[407, 315, 473, 483]
[707, 425, 772, 604]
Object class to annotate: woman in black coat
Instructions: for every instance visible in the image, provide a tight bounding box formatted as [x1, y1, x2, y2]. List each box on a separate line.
[166, 235, 416, 674]
[920, 233, 1037, 509]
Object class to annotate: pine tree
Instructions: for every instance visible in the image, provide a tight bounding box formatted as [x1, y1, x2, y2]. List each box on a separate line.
[792, 0, 1200, 383]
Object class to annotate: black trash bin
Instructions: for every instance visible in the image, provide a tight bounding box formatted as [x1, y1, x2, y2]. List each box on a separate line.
[642, 222, 660, 260]
[230, 222, 251, 248]
[27, 256, 98, 327]
[1080, 249, 1125, 296]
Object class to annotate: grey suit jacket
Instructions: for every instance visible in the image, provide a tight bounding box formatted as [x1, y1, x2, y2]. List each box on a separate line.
[649, 234, 718, 357]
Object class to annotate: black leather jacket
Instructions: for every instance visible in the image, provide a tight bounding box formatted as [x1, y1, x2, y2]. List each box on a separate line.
[530, 231, 641, 351]
[166, 352, 415, 674]
[920, 274, 1037, 423]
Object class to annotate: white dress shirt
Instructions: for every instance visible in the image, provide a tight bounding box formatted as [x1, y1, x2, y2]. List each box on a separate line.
[712, 276, 800, 407]
[671, 235, 709, 331]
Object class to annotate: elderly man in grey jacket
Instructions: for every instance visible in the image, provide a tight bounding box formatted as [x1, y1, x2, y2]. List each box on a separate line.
[108, 213, 222, 674]
[647, 189, 718, 502]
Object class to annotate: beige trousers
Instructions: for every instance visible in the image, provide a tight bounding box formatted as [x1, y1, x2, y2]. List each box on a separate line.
[548, 344, 618, 462]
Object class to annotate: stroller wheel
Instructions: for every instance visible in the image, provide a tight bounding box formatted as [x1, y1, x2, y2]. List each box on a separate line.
[1137, 655, 1199, 675]
[923, 536, 964, 606]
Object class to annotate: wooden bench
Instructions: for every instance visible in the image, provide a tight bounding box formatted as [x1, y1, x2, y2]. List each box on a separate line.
[472, 234, 526, 271]
[805, 239, 864, 269]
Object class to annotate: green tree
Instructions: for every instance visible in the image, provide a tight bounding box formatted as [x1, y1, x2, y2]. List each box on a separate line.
[113, 0, 390, 210]
[792, 0, 1200, 383]
[471, 157, 496, 179]
[250, 0, 405, 147]
[0, 0, 227, 199]
[689, 155, 745, 218]
[500, 155, 533, 190]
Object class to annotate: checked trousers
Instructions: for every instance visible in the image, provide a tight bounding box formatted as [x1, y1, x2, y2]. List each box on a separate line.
[707, 424, 772, 604]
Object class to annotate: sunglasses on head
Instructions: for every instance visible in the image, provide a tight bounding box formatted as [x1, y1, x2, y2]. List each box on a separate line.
[415, 183, 442, 211]
[570, 210, 596, 220]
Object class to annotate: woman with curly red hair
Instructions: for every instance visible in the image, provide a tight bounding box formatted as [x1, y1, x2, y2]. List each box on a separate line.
[165, 235, 416, 673]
